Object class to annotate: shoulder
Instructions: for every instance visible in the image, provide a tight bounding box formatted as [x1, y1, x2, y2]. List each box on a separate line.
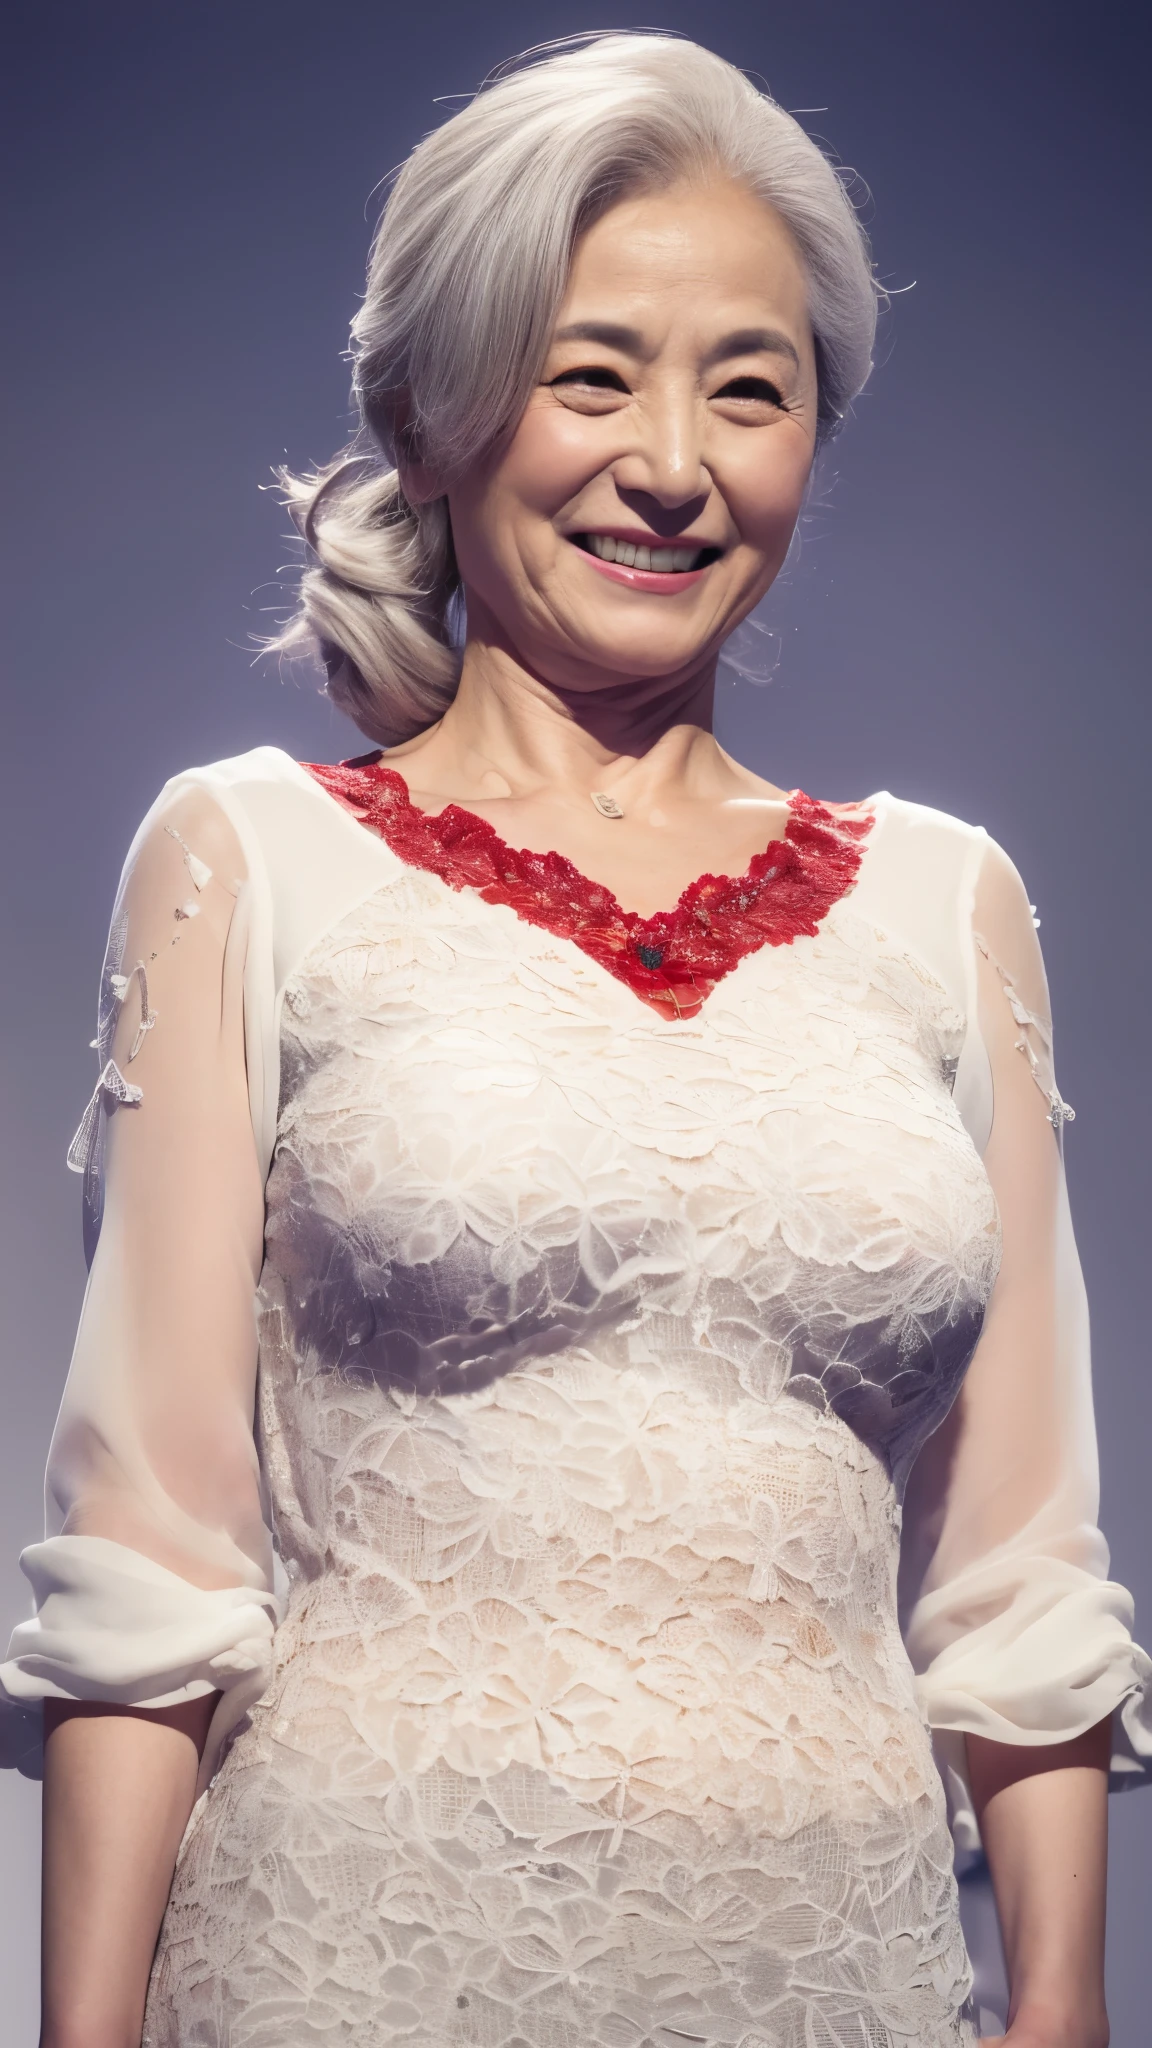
[120, 743, 392, 943]
[864, 795, 1034, 931]
[143, 745, 400, 987]
[156, 744, 324, 817]
[831, 790, 990, 928]
[853, 790, 989, 862]
[139, 745, 382, 874]
[113, 747, 332, 894]
[837, 793, 1006, 1003]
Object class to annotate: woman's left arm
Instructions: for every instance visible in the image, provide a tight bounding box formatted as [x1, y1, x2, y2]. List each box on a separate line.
[969, 1719, 1110, 2047]
[901, 836, 1151, 2048]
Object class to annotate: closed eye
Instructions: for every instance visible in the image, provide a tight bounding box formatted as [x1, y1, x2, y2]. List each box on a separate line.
[713, 375, 787, 406]
[549, 365, 631, 394]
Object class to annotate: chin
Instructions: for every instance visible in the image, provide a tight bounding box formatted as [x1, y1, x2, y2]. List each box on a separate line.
[562, 635, 713, 684]
[548, 605, 722, 677]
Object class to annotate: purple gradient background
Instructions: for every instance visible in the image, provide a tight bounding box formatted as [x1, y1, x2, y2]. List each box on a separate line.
[2, 1, 1149, 2037]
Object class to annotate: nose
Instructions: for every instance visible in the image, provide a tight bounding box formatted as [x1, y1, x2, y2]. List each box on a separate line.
[611, 384, 711, 528]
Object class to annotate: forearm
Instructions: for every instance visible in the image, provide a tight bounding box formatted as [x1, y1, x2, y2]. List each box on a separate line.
[41, 1694, 217, 2048]
[967, 1718, 1111, 2048]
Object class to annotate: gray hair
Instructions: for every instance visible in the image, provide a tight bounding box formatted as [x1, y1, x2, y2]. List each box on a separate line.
[274, 32, 880, 745]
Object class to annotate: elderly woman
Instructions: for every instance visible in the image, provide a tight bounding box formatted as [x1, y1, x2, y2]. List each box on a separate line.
[5, 32, 1148, 2048]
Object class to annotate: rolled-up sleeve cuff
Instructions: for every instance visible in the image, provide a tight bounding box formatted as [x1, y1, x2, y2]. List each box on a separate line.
[0, 1534, 283, 1790]
[912, 1566, 1150, 1747]
[905, 1557, 1152, 1868]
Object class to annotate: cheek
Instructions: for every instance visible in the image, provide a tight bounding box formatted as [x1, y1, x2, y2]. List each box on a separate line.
[450, 407, 597, 584]
[498, 403, 608, 518]
[727, 439, 812, 553]
[452, 408, 607, 596]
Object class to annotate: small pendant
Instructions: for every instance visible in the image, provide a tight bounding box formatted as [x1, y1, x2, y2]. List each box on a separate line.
[591, 791, 625, 820]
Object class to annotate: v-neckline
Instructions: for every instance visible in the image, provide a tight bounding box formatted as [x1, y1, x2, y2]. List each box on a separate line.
[303, 753, 874, 1021]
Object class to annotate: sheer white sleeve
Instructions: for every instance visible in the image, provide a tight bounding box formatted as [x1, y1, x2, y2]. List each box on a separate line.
[0, 783, 282, 1786]
[900, 837, 1152, 1852]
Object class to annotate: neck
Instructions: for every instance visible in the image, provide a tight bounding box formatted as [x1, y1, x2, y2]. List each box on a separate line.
[403, 620, 736, 809]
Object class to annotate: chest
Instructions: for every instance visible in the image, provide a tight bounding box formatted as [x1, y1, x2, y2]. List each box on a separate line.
[261, 872, 999, 1489]
[285, 859, 971, 1130]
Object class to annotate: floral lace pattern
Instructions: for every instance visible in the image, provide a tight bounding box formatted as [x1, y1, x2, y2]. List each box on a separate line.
[303, 756, 872, 1020]
[145, 853, 994, 2046]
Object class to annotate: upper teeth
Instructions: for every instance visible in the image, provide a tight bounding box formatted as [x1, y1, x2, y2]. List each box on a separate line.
[584, 535, 708, 572]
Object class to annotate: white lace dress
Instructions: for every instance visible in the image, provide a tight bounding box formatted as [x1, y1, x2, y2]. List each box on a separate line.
[4, 747, 1150, 2048]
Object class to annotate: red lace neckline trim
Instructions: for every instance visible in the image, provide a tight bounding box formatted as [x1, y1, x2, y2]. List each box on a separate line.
[304, 754, 873, 1021]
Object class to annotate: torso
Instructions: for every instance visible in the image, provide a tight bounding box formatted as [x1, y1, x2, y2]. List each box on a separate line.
[146, 751, 989, 2047]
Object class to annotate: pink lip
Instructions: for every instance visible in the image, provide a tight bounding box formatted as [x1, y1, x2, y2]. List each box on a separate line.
[577, 550, 712, 595]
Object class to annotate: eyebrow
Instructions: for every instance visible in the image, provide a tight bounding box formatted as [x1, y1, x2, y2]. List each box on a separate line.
[705, 326, 801, 372]
[553, 321, 650, 356]
[552, 320, 802, 372]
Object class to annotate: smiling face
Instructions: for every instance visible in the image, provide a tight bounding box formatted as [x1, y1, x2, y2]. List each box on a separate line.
[442, 176, 819, 695]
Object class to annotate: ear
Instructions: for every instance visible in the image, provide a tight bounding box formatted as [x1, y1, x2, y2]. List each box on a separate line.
[385, 388, 446, 507]
[396, 457, 444, 507]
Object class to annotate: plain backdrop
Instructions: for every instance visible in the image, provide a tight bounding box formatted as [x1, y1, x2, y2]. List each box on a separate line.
[2, 1, 1150, 2038]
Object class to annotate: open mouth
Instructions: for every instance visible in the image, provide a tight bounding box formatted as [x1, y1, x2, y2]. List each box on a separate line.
[570, 533, 722, 573]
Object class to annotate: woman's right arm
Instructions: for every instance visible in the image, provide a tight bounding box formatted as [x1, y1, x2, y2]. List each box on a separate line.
[41, 1697, 215, 2048]
[0, 784, 278, 2047]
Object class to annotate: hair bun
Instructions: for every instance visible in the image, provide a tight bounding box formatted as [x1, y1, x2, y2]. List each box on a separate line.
[275, 457, 459, 747]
